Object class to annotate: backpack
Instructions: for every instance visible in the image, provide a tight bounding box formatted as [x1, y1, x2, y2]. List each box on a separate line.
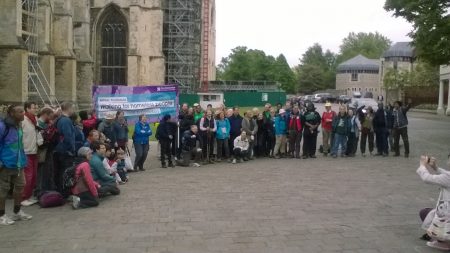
[38, 191, 65, 208]
[62, 158, 84, 190]
[42, 117, 61, 145]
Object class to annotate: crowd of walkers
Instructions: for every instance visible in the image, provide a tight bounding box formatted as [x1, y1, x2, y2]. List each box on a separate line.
[172, 99, 411, 168]
[0, 98, 412, 225]
[0, 101, 156, 225]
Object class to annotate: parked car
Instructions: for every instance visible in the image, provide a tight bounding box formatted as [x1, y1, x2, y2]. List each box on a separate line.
[337, 95, 351, 104]
[312, 93, 331, 103]
[351, 98, 378, 111]
[302, 95, 314, 102]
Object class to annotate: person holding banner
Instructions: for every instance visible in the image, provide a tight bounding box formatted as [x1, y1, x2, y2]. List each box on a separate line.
[115, 110, 129, 151]
[132, 115, 152, 171]
[199, 109, 217, 164]
[156, 115, 175, 168]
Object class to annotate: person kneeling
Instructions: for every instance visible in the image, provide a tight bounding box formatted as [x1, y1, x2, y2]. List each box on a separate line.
[232, 132, 249, 164]
[177, 125, 202, 167]
[72, 147, 100, 209]
[89, 141, 120, 198]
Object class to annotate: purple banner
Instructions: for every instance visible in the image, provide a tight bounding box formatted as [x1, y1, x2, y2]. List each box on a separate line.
[92, 85, 179, 123]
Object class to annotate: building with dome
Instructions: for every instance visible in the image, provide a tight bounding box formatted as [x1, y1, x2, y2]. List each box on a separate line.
[380, 42, 415, 101]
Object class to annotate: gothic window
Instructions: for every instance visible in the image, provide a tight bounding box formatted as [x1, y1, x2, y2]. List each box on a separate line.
[100, 10, 127, 85]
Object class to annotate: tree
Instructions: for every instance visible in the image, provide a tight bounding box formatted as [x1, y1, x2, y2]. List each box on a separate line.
[271, 54, 297, 94]
[338, 32, 391, 63]
[295, 43, 337, 93]
[383, 61, 439, 89]
[218, 47, 297, 93]
[384, 0, 450, 65]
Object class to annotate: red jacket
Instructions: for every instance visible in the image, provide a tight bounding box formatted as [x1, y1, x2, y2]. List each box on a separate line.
[72, 162, 99, 197]
[82, 114, 97, 131]
[321, 111, 336, 131]
[288, 115, 303, 132]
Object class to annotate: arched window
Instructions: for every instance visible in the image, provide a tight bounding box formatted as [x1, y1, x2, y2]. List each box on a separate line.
[100, 9, 127, 85]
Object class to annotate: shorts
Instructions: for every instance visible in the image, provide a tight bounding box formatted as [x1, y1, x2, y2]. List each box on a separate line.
[0, 167, 25, 198]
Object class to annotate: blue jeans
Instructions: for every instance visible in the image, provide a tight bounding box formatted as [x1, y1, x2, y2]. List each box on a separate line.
[331, 133, 347, 156]
[134, 143, 149, 170]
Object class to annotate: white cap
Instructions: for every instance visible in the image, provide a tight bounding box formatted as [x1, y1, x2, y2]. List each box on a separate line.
[279, 109, 286, 114]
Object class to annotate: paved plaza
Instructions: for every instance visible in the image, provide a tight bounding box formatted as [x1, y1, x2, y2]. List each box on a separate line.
[1, 112, 450, 253]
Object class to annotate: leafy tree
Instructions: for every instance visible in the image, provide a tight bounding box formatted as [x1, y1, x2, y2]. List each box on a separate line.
[384, 0, 450, 65]
[383, 61, 439, 89]
[272, 54, 297, 93]
[383, 68, 411, 90]
[338, 32, 391, 63]
[218, 47, 297, 93]
[409, 61, 440, 86]
[295, 43, 337, 93]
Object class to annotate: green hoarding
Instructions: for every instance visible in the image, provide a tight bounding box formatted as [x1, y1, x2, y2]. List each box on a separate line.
[179, 91, 286, 107]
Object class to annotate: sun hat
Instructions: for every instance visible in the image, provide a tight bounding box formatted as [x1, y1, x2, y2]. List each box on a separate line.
[105, 112, 115, 120]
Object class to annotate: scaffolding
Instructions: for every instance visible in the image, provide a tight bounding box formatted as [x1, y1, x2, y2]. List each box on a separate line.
[21, 0, 59, 107]
[163, 0, 202, 94]
[200, 0, 210, 92]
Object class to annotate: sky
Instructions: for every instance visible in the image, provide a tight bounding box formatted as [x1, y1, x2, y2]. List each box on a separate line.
[215, 0, 413, 67]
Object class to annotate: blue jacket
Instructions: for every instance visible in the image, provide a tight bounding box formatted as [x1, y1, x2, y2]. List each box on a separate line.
[89, 153, 115, 185]
[133, 122, 152, 145]
[215, 118, 230, 140]
[55, 115, 76, 156]
[274, 116, 287, 135]
[0, 117, 27, 170]
[228, 115, 243, 136]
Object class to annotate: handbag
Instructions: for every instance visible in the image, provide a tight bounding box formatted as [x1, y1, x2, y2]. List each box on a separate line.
[427, 190, 450, 241]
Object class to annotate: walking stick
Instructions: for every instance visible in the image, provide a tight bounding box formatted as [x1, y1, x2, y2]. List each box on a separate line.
[206, 130, 210, 163]
[177, 121, 180, 150]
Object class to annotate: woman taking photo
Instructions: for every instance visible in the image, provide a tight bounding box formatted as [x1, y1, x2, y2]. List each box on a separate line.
[417, 154, 450, 250]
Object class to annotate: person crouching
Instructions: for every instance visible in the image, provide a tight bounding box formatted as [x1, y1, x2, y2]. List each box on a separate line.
[177, 125, 202, 167]
[71, 147, 99, 209]
[232, 132, 249, 164]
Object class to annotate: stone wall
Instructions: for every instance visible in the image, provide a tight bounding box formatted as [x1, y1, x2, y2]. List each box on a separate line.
[336, 73, 381, 97]
[0, 49, 28, 103]
[91, 1, 165, 86]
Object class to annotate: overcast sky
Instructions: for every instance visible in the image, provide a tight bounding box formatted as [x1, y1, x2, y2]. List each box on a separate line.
[215, 0, 413, 67]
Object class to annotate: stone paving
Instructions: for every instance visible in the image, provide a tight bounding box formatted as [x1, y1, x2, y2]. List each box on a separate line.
[1, 111, 450, 253]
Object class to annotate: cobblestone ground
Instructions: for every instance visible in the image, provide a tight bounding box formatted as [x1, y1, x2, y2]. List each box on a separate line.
[1, 111, 450, 253]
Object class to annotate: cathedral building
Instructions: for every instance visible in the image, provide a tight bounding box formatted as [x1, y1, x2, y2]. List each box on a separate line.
[0, 0, 216, 108]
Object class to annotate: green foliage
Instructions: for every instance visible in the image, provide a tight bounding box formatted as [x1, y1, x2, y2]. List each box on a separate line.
[385, 0, 450, 65]
[295, 44, 337, 93]
[383, 61, 439, 89]
[383, 68, 411, 89]
[409, 61, 440, 86]
[338, 32, 392, 63]
[217, 47, 297, 93]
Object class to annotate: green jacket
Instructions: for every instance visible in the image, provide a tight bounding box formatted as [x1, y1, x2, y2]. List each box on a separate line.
[89, 153, 115, 185]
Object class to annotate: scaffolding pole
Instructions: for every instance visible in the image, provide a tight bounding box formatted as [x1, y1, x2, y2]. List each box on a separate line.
[163, 0, 202, 94]
[22, 0, 59, 107]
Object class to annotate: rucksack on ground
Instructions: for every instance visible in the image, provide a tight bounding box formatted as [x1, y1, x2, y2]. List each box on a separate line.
[38, 191, 65, 208]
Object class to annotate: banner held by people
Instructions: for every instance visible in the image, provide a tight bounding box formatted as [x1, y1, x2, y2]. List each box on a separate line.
[92, 85, 179, 122]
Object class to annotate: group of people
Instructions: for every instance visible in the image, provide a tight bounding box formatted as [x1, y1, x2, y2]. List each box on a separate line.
[0, 101, 159, 225]
[167, 99, 411, 169]
[0, 98, 412, 225]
